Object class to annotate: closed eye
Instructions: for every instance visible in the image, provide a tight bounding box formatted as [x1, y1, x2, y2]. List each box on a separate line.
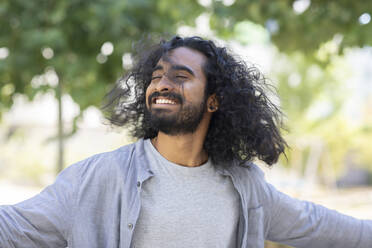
[176, 75, 188, 79]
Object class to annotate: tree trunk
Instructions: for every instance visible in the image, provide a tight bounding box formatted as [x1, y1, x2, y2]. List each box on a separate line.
[56, 79, 64, 174]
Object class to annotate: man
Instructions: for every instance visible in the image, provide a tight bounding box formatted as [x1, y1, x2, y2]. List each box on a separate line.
[0, 36, 371, 248]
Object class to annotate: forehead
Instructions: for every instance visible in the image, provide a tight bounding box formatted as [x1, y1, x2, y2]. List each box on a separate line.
[156, 47, 207, 76]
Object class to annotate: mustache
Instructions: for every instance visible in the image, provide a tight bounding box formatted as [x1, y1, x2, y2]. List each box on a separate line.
[148, 92, 183, 104]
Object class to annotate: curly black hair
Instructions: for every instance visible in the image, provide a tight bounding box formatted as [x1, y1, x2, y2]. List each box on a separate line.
[103, 36, 287, 166]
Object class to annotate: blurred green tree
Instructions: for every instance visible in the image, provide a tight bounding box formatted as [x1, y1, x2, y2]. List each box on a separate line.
[0, 0, 204, 171]
[0, 0, 204, 117]
[211, 0, 372, 54]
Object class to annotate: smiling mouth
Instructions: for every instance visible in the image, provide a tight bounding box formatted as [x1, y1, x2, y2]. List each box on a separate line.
[153, 97, 178, 105]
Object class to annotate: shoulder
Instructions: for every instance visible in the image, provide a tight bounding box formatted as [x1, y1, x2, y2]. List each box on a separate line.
[59, 139, 145, 185]
[228, 162, 275, 206]
[229, 162, 266, 186]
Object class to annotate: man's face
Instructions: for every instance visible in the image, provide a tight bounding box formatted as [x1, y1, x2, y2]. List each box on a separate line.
[145, 47, 209, 135]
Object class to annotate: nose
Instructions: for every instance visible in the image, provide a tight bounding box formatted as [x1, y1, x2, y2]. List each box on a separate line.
[155, 75, 174, 92]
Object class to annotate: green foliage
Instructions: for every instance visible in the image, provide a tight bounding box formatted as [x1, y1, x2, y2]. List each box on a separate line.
[274, 49, 372, 174]
[211, 0, 372, 53]
[0, 0, 204, 119]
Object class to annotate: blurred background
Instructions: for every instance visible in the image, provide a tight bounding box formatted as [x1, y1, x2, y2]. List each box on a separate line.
[1, 1, 372, 247]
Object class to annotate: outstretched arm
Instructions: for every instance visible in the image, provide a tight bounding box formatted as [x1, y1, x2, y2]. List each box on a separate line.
[0, 165, 78, 248]
[265, 183, 372, 248]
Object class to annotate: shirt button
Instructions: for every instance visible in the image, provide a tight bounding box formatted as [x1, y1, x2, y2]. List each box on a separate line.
[137, 181, 141, 187]
[128, 223, 133, 229]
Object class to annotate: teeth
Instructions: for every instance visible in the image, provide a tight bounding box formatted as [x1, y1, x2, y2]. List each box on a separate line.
[155, 98, 176, 104]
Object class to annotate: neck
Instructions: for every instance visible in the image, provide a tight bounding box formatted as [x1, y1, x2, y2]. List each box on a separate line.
[151, 114, 211, 167]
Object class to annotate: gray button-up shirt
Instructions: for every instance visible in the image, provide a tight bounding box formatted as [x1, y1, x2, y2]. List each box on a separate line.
[1, 139, 371, 248]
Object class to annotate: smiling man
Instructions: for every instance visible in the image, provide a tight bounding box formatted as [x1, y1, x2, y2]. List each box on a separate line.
[1, 36, 372, 248]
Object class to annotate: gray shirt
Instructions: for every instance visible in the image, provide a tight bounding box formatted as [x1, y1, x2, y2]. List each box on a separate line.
[0, 138, 371, 248]
[132, 139, 239, 247]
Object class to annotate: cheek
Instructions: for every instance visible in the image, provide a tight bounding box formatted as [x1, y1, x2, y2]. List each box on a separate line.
[184, 84, 205, 103]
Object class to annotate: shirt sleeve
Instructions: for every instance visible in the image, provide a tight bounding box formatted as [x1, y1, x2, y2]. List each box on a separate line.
[0, 164, 79, 248]
[264, 182, 372, 248]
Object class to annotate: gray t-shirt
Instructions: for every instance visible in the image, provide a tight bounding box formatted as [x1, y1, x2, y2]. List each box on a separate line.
[132, 139, 240, 248]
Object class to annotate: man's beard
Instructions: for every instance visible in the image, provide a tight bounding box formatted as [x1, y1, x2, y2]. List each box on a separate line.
[145, 92, 207, 135]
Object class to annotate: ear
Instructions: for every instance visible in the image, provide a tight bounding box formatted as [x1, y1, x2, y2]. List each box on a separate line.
[207, 94, 219, 113]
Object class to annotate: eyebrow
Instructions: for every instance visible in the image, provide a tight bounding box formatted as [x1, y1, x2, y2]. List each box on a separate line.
[171, 65, 195, 76]
[152, 64, 195, 76]
[152, 65, 163, 73]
